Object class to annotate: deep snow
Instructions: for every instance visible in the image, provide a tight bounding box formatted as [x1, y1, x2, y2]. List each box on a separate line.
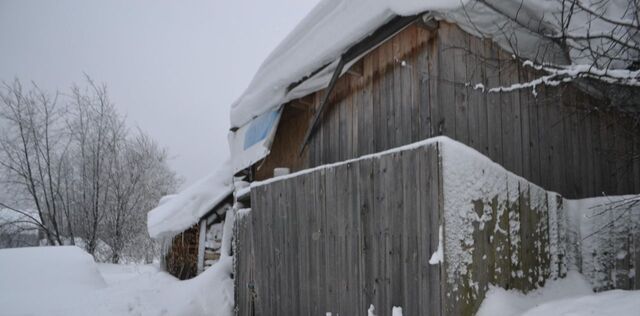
[477, 271, 640, 316]
[0, 246, 233, 316]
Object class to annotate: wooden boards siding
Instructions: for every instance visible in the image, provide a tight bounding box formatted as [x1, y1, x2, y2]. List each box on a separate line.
[237, 142, 443, 316]
[236, 140, 602, 315]
[258, 22, 640, 198]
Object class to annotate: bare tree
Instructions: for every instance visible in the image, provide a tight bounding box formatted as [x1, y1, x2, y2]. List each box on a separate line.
[0, 80, 68, 245]
[0, 77, 179, 261]
[103, 132, 179, 263]
[462, 0, 639, 92]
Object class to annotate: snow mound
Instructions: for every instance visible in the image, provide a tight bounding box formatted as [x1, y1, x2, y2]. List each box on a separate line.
[521, 288, 640, 316]
[147, 160, 233, 239]
[0, 246, 107, 314]
[477, 271, 594, 316]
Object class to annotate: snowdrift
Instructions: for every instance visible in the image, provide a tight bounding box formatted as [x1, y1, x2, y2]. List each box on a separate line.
[0, 246, 107, 314]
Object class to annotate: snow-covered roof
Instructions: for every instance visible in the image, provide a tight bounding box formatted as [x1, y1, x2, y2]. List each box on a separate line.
[228, 0, 636, 172]
[147, 161, 233, 239]
[229, 0, 463, 129]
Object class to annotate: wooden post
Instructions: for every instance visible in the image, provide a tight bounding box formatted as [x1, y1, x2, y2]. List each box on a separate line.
[197, 218, 207, 274]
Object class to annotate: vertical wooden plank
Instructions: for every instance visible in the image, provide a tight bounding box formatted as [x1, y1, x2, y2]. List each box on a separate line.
[289, 177, 301, 315]
[438, 24, 456, 139]
[428, 28, 441, 137]
[362, 54, 375, 156]
[429, 143, 443, 316]
[296, 174, 311, 316]
[324, 166, 338, 313]
[359, 157, 375, 312]
[467, 34, 488, 156]
[519, 67, 532, 181]
[381, 152, 393, 313]
[527, 68, 542, 187]
[634, 129, 640, 193]
[548, 85, 565, 195]
[499, 49, 523, 176]
[402, 148, 420, 316]
[485, 39, 503, 164]
[374, 44, 387, 153]
[591, 110, 603, 196]
[392, 33, 404, 148]
[452, 25, 470, 144]
[351, 76, 359, 160]
[407, 26, 421, 143]
[385, 38, 397, 150]
[417, 27, 433, 140]
[349, 160, 364, 316]
[389, 151, 405, 309]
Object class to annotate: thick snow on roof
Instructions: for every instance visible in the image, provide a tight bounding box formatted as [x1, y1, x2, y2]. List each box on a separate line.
[229, 0, 635, 131]
[229, 0, 463, 129]
[147, 160, 233, 239]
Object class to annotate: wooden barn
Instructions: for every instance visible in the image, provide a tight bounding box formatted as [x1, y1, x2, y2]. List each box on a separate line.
[147, 163, 233, 280]
[226, 1, 640, 315]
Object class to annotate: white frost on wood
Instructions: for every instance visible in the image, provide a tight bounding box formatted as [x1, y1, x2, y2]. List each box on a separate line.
[147, 160, 233, 239]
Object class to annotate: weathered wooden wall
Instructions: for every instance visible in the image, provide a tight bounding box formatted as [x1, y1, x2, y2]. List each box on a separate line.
[257, 21, 640, 199]
[238, 138, 639, 315]
[239, 142, 443, 316]
[437, 143, 564, 315]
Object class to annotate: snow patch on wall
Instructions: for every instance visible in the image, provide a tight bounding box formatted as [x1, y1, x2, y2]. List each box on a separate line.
[429, 225, 444, 265]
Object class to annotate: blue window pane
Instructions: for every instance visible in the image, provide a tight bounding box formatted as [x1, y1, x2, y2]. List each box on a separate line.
[243, 110, 280, 150]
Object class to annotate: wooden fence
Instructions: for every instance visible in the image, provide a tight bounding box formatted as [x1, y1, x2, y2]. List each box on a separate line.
[237, 142, 442, 316]
[235, 138, 639, 316]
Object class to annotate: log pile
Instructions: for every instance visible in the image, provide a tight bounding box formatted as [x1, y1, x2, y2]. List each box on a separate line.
[164, 224, 200, 280]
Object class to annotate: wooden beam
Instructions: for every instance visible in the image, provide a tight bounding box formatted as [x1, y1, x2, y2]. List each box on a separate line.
[347, 59, 364, 77]
[418, 12, 439, 31]
[196, 218, 207, 274]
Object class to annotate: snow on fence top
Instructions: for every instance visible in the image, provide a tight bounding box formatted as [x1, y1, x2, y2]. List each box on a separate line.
[228, 0, 635, 171]
[147, 160, 233, 239]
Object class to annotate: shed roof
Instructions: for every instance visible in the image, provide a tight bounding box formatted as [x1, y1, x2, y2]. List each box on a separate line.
[228, 0, 635, 172]
[147, 160, 233, 239]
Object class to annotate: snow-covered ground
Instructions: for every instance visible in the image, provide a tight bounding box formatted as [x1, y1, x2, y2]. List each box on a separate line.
[0, 246, 233, 316]
[1, 245, 639, 315]
[477, 271, 640, 316]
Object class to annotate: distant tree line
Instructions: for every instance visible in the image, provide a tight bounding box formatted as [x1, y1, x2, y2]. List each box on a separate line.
[0, 77, 180, 263]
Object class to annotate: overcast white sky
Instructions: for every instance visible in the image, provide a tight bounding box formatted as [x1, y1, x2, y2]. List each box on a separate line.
[0, 0, 319, 189]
